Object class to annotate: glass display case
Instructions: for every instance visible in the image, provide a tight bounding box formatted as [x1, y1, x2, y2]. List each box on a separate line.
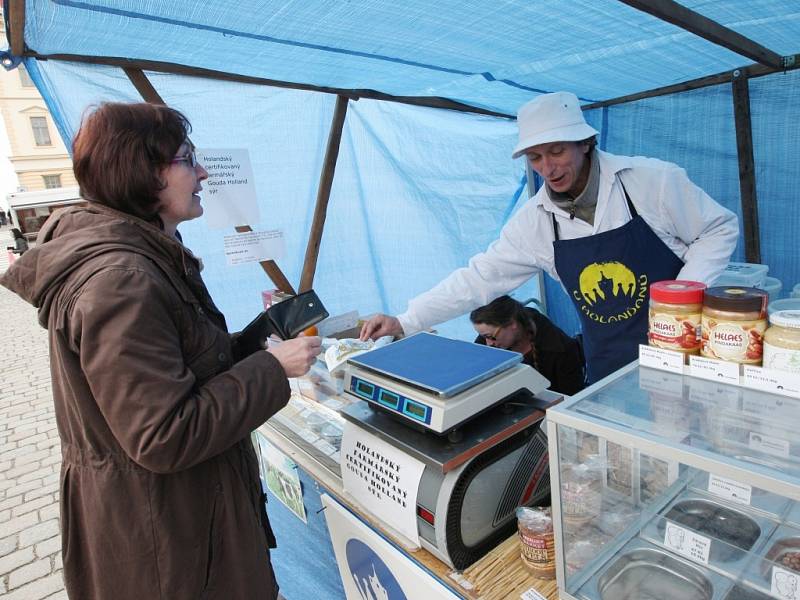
[546, 361, 800, 600]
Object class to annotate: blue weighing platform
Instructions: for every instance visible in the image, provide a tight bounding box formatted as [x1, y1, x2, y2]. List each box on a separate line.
[348, 332, 522, 397]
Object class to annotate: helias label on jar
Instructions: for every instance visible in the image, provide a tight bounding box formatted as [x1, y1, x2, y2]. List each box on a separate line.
[664, 522, 711, 565]
[771, 565, 800, 600]
[707, 474, 752, 506]
[702, 318, 766, 363]
[709, 323, 748, 359]
[649, 313, 701, 350]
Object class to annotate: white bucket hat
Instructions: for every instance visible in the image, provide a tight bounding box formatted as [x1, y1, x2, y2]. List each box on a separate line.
[512, 92, 598, 159]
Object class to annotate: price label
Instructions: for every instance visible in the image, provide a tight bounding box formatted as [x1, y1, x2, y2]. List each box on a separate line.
[689, 355, 739, 384]
[520, 589, 548, 600]
[708, 474, 752, 506]
[664, 522, 711, 565]
[771, 565, 800, 599]
[639, 345, 685, 374]
[742, 365, 800, 399]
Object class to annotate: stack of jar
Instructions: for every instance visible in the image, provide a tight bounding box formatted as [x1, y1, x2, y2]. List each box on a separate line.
[649, 281, 800, 374]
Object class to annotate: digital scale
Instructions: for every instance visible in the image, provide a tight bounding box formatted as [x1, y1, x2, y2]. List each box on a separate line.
[344, 332, 550, 435]
[341, 332, 562, 569]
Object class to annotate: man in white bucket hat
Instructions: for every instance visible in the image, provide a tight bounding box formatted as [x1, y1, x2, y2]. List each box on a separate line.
[362, 91, 738, 384]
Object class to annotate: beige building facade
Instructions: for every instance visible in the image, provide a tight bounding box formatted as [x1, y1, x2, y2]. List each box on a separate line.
[1, 7, 76, 195]
[1, 6, 80, 234]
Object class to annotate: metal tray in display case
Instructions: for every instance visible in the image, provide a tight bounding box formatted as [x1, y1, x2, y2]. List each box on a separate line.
[579, 538, 729, 600]
[689, 470, 790, 520]
[721, 584, 775, 600]
[748, 524, 800, 585]
[643, 492, 777, 577]
[784, 501, 800, 528]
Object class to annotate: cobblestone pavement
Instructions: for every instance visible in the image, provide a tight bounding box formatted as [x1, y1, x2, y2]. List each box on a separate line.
[0, 225, 68, 599]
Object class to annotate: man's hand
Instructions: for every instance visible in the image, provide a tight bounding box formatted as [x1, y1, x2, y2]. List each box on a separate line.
[267, 336, 322, 377]
[359, 314, 404, 341]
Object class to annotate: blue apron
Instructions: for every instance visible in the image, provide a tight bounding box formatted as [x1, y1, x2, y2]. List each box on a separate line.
[553, 180, 683, 384]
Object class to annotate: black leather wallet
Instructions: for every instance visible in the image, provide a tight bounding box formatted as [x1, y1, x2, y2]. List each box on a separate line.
[235, 290, 329, 357]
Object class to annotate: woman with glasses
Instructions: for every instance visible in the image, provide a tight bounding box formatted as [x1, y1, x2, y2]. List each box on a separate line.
[471, 295, 586, 396]
[0, 102, 319, 600]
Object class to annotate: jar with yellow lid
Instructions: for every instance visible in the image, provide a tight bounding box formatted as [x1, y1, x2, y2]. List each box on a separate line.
[763, 310, 800, 373]
[701, 286, 768, 364]
[648, 280, 706, 358]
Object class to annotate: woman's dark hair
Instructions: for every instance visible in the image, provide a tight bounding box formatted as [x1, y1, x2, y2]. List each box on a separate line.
[10, 228, 23, 240]
[72, 102, 191, 221]
[469, 295, 539, 368]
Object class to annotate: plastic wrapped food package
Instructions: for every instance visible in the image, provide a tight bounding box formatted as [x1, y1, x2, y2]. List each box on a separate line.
[561, 456, 604, 525]
[516, 506, 556, 579]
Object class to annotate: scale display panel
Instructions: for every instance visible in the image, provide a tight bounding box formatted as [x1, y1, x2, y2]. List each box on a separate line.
[349, 375, 432, 424]
[348, 332, 522, 397]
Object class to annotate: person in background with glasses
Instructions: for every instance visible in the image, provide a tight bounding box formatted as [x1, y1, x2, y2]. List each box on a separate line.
[1, 102, 319, 600]
[470, 295, 586, 396]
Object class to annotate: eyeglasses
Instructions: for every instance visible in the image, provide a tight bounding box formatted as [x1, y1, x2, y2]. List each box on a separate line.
[479, 324, 504, 342]
[170, 149, 198, 168]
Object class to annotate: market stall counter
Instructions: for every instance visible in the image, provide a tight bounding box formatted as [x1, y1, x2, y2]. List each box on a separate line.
[255, 336, 562, 600]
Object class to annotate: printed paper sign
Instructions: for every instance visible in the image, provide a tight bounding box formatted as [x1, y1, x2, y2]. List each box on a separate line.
[322, 494, 461, 600]
[198, 148, 261, 228]
[772, 565, 800, 600]
[223, 229, 285, 266]
[341, 421, 425, 546]
[708, 474, 752, 506]
[639, 344, 684, 374]
[257, 436, 307, 523]
[664, 522, 711, 564]
[742, 365, 800, 399]
[521, 588, 548, 600]
[689, 355, 740, 384]
[749, 431, 790, 458]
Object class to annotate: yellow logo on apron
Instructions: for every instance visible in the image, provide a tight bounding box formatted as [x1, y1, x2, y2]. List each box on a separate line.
[572, 261, 648, 323]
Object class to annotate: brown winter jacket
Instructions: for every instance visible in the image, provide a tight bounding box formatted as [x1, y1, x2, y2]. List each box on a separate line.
[1, 204, 289, 600]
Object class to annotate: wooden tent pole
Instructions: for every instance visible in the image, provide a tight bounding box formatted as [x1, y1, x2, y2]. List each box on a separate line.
[618, 0, 784, 69]
[581, 54, 798, 110]
[732, 70, 761, 264]
[7, 0, 25, 56]
[32, 52, 513, 119]
[299, 95, 348, 293]
[122, 67, 296, 294]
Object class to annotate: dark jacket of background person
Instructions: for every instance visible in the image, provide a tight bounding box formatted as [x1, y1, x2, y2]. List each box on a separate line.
[10, 228, 29, 254]
[475, 306, 586, 396]
[0, 203, 288, 599]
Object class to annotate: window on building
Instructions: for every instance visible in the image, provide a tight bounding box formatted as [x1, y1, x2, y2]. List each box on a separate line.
[18, 64, 35, 87]
[30, 116, 52, 146]
[42, 175, 62, 189]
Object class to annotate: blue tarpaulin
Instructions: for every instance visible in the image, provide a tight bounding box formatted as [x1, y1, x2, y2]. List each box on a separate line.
[3, 0, 799, 338]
